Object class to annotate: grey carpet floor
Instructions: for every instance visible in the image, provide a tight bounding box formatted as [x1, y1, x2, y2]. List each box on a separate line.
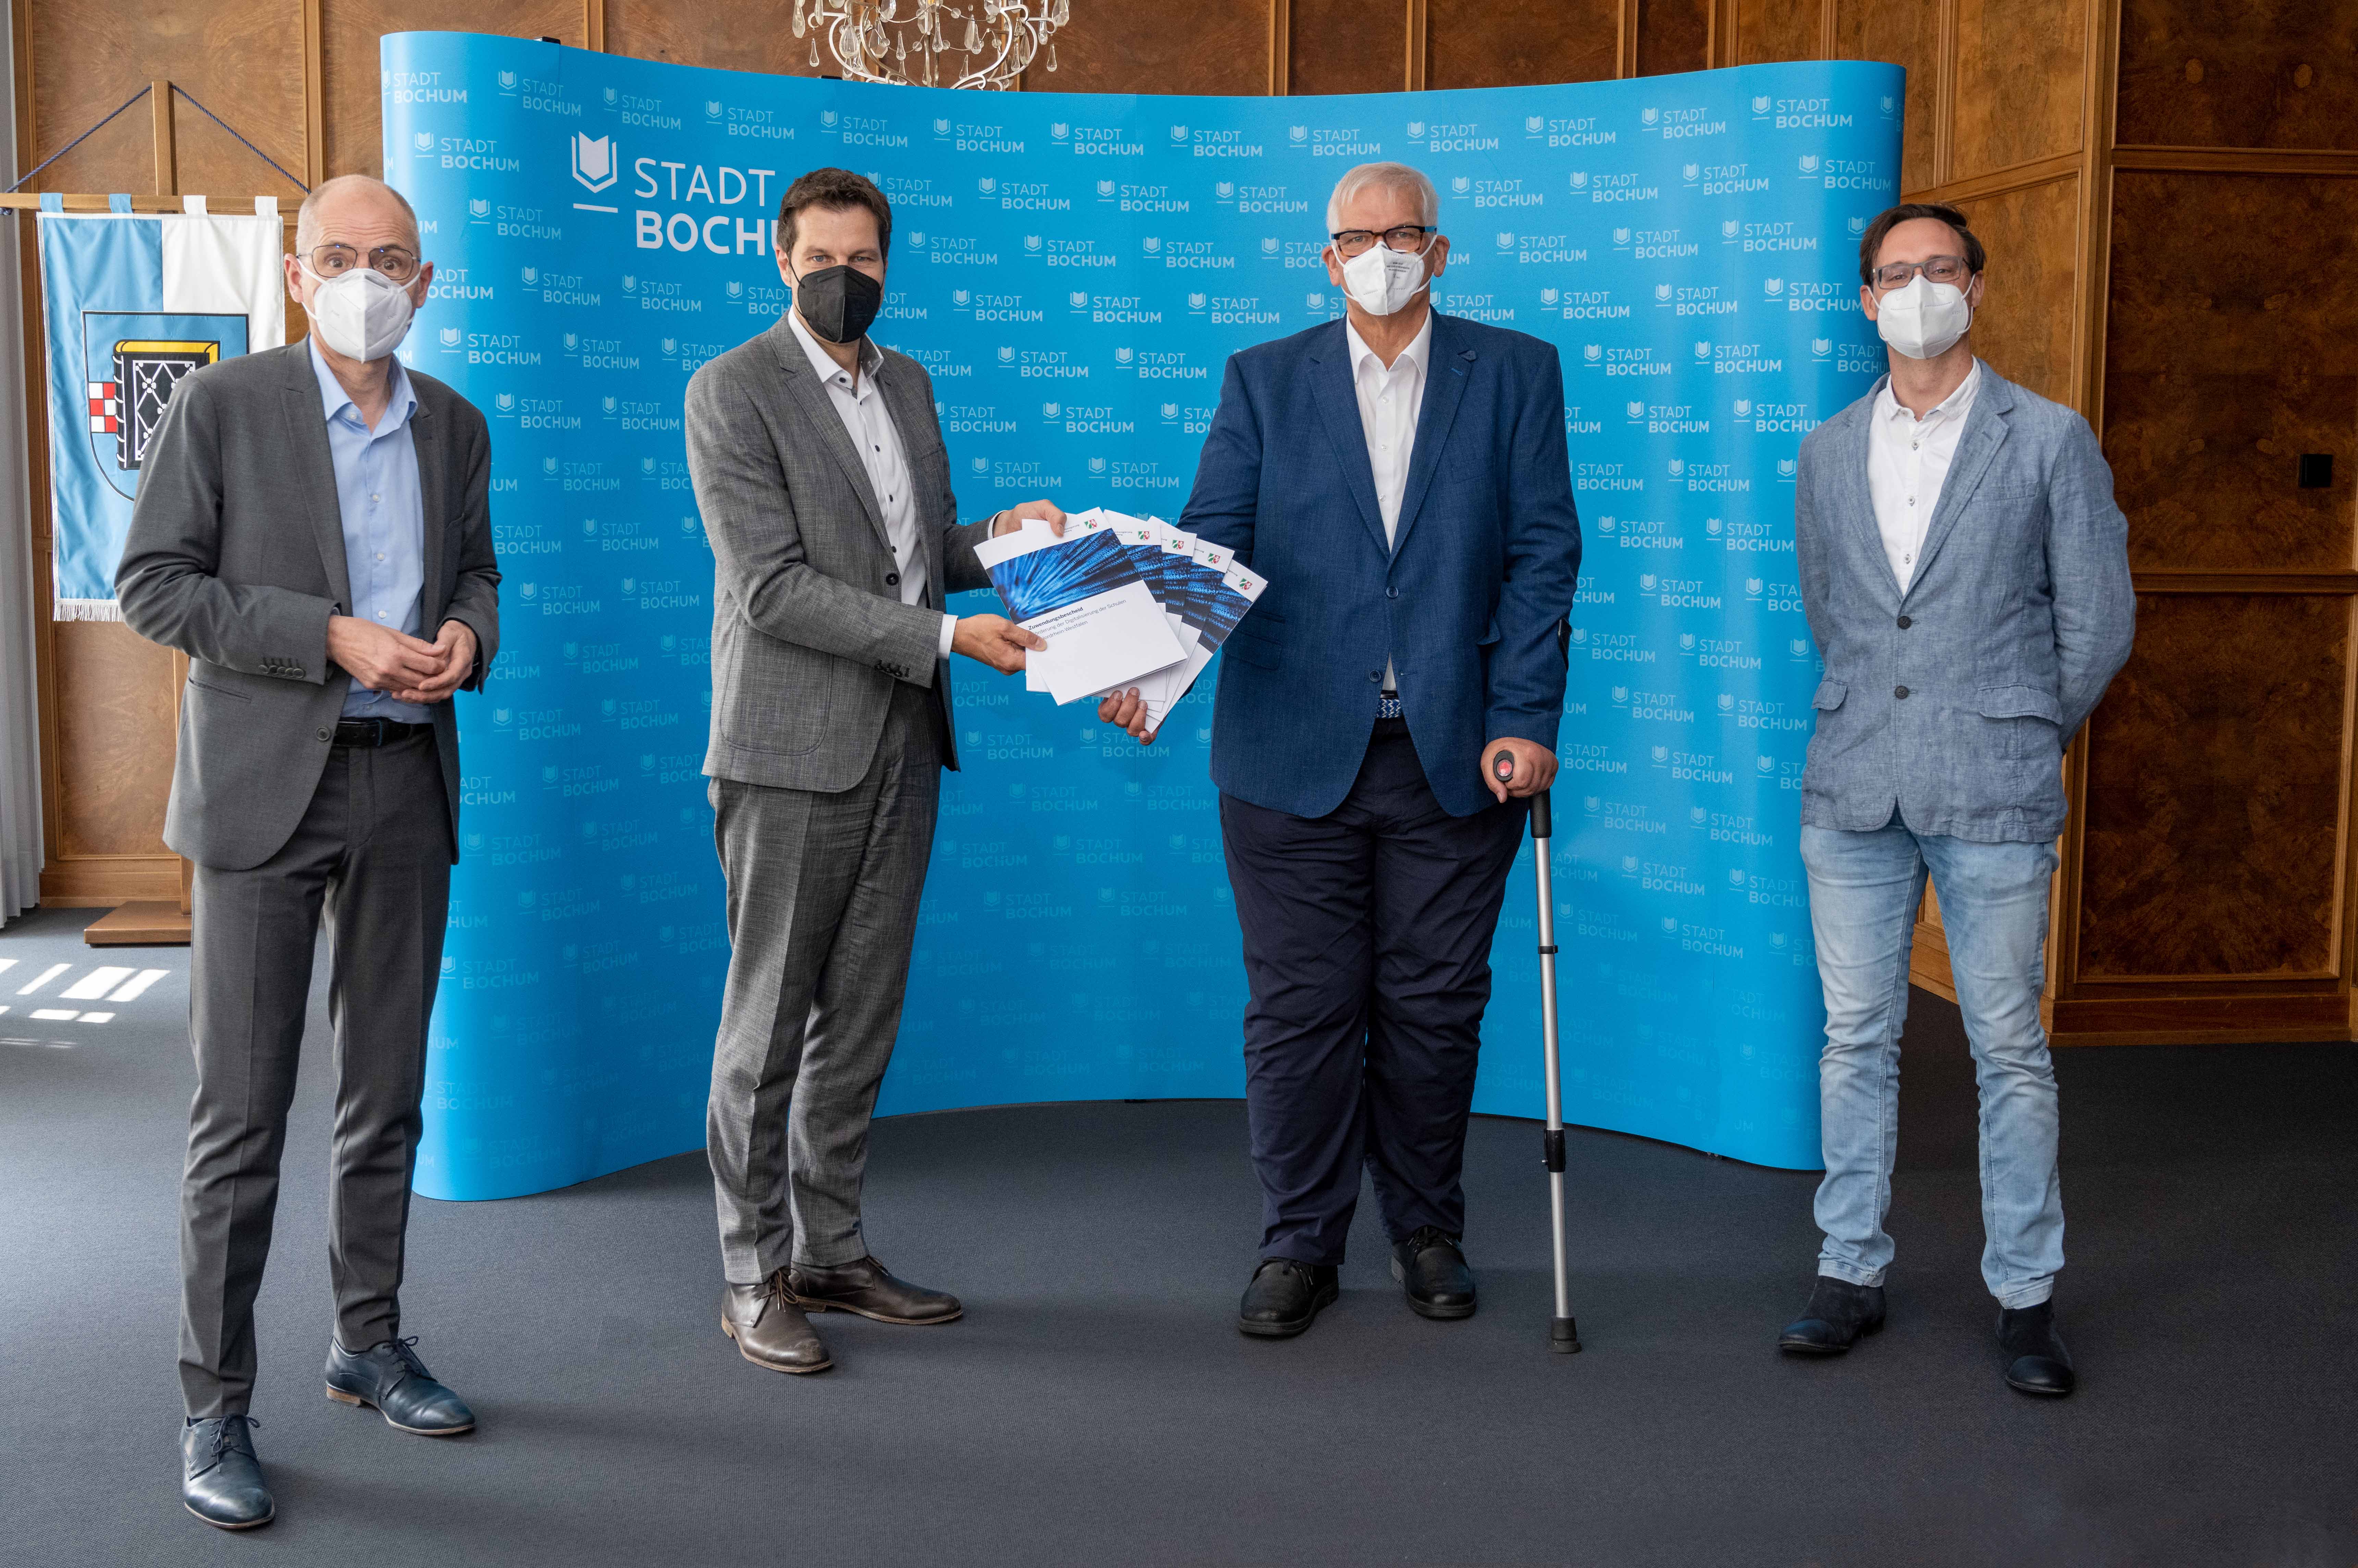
[2, 902, 2354, 1567]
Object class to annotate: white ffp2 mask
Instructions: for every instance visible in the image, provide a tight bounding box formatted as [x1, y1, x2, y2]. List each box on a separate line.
[1872, 273, 1972, 360]
[302, 264, 417, 361]
[1340, 240, 1431, 317]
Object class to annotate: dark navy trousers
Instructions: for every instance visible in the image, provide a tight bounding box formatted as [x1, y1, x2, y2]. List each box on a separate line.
[1219, 719, 1527, 1265]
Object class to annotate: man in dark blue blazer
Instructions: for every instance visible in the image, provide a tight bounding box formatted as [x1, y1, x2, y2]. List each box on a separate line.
[1102, 163, 1582, 1337]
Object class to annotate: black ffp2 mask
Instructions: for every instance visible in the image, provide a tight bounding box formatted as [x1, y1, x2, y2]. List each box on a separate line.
[791, 262, 883, 344]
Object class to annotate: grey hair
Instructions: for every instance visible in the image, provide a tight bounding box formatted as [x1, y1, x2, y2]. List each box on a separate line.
[294, 174, 421, 254]
[1324, 161, 1439, 234]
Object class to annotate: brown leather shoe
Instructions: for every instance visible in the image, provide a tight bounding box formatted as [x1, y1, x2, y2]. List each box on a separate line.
[787, 1255, 963, 1325]
[721, 1270, 832, 1373]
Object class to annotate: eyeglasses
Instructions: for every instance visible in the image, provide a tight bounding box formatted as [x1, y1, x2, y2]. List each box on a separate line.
[1330, 225, 1437, 259]
[305, 244, 422, 285]
[1871, 255, 1970, 291]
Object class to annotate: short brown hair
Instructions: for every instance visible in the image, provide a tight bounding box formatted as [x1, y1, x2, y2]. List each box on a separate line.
[777, 167, 892, 261]
[1856, 201, 1985, 285]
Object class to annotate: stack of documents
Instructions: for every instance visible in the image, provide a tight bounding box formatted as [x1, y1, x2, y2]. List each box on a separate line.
[972, 507, 1267, 735]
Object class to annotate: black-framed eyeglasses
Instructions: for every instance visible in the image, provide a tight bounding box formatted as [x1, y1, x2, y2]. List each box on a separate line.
[305, 244, 422, 284]
[1870, 255, 1970, 291]
[1330, 225, 1436, 258]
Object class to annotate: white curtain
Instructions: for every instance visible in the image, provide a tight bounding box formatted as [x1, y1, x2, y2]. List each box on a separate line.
[0, 0, 47, 924]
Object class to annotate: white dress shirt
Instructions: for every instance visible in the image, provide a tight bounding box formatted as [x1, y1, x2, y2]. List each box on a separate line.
[1345, 310, 1432, 694]
[1867, 361, 1980, 594]
[786, 308, 957, 659]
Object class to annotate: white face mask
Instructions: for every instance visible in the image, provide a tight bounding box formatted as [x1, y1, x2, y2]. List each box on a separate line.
[1340, 238, 1432, 317]
[302, 262, 417, 361]
[1872, 273, 1973, 360]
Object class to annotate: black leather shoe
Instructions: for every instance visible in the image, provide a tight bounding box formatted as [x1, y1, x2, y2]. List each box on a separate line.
[1237, 1258, 1339, 1338]
[1390, 1226, 1477, 1320]
[325, 1336, 476, 1434]
[788, 1255, 963, 1325]
[1998, 1300, 2076, 1396]
[723, 1271, 833, 1373]
[1778, 1275, 1887, 1354]
[182, 1415, 272, 1530]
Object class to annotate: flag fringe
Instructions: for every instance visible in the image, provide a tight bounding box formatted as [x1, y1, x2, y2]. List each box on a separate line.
[52, 596, 125, 623]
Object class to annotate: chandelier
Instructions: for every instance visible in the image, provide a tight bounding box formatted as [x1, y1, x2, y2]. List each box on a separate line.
[793, 0, 1071, 91]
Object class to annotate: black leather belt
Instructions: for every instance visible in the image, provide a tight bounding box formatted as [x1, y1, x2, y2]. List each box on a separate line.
[331, 718, 433, 748]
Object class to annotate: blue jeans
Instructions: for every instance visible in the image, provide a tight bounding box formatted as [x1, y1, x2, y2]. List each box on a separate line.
[1800, 821, 2064, 1308]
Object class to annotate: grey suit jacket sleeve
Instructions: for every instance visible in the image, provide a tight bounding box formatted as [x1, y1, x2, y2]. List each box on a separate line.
[687, 365, 947, 688]
[116, 375, 337, 682]
[2045, 413, 2136, 738]
[438, 398, 502, 691]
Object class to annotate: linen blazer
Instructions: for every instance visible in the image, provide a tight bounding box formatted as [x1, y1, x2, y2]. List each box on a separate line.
[1180, 311, 1583, 819]
[687, 315, 993, 793]
[1793, 360, 2135, 843]
[116, 342, 501, 871]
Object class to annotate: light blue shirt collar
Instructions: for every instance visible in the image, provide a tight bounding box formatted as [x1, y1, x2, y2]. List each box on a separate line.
[308, 333, 418, 436]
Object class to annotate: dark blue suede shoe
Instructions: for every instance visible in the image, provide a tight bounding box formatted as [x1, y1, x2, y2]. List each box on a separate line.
[182, 1415, 273, 1530]
[325, 1336, 476, 1435]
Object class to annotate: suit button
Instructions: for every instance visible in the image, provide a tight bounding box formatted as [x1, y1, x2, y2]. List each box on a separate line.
[885, 572, 899, 587]
[316, 727, 332, 742]
[1896, 615, 1912, 629]
[291, 667, 304, 679]
[1895, 685, 1910, 699]
[1386, 586, 1399, 599]
[1369, 670, 1383, 682]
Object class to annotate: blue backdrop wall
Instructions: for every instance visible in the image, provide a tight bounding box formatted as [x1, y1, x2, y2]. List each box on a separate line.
[381, 33, 1903, 1199]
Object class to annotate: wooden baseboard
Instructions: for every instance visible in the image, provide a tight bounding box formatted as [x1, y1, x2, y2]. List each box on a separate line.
[2049, 991, 2354, 1046]
[39, 855, 183, 907]
[82, 900, 191, 946]
[1908, 919, 1956, 1003]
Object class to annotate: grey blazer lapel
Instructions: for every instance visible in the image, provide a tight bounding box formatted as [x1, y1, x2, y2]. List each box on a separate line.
[1837, 380, 1900, 602]
[1305, 321, 1388, 558]
[409, 389, 449, 623]
[769, 319, 895, 560]
[876, 352, 952, 609]
[279, 344, 353, 612]
[1907, 364, 2013, 595]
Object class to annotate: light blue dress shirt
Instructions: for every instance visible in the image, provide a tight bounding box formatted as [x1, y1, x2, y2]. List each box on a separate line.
[310, 336, 429, 722]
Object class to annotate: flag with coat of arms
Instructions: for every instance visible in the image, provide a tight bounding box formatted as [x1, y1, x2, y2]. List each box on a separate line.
[37, 194, 286, 619]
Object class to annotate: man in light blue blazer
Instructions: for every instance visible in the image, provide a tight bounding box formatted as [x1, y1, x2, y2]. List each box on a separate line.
[1101, 163, 1582, 1338]
[1776, 203, 2134, 1396]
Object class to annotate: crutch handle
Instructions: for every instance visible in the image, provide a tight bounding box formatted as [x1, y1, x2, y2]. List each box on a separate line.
[1528, 788, 1551, 840]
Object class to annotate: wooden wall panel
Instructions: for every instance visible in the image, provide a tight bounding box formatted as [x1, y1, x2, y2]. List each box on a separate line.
[2116, 0, 2358, 151]
[25, 0, 306, 198]
[48, 623, 174, 857]
[1951, 173, 2079, 406]
[2077, 593, 2349, 979]
[1290, 0, 1404, 96]
[1637, 0, 1711, 78]
[1026, 0, 1265, 96]
[1949, 0, 2084, 180]
[2103, 172, 2358, 573]
[1836, 0, 1939, 196]
[606, 0, 827, 81]
[322, 2, 587, 179]
[1429, 0, 1619, 91]
[1737, 0, 1819, 65]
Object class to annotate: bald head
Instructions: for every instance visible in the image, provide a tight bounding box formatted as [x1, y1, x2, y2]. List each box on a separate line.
[295, 174, 421, 257]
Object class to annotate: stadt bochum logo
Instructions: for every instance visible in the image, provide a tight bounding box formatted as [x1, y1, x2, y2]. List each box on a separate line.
[573, 132, 617, 193]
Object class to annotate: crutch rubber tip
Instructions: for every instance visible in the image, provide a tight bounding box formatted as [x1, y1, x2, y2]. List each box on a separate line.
[1549, 1316, 1582, 1354]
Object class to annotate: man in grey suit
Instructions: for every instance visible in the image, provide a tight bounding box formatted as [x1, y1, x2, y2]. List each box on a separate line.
[118, 174, 498, 1529]
[687, 167, 1057, 1376]
[1775, 203, 2134, 1396]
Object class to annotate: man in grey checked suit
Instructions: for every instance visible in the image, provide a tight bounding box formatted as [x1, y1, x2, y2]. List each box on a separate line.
[117, 175, 498, 1530]
[687, 168, 1057, 1376]
[1775, 203, 2134, 1397]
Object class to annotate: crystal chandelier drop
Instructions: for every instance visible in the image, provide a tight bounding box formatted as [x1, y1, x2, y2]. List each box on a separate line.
[792, 0, 1071, 90]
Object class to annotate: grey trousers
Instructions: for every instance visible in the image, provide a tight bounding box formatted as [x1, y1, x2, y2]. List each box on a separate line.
[179, 732, 451, 1418]
[707, 680, 941, 1284]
